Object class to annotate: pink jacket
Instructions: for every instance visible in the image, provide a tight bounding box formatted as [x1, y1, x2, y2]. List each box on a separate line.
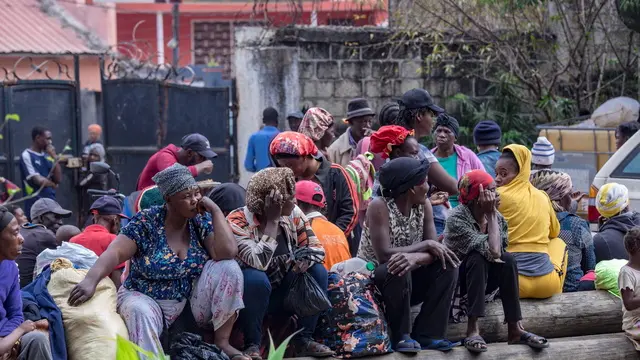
[431, 144, 485, 180]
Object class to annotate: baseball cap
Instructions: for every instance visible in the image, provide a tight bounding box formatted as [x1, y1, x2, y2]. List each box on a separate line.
[181, 133, 217, 159]
[90, 196, 129, 219]
[399, 88, 444, 113]
[295, 180, 326, 208]
[287, 111, 304, 120]
[30, 198, 72, 220]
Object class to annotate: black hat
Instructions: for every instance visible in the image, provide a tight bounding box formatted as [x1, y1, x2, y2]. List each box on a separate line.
[346, 98, 375, 121]
[181, 133, 217, 159]
[473, 120, 502, 146]
[399, 88, 444, 113]
[90, 196, 129, 219]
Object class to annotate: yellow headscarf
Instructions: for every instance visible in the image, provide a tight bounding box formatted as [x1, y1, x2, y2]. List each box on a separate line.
[498, 145, 560, 253]
[596, 183, 629, 218]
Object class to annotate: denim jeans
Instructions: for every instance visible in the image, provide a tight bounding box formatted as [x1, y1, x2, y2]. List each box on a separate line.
[238, 264, 328, 346]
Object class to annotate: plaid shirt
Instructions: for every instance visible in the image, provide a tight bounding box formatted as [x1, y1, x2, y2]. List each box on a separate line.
[557, 211, 595, 292]
[227, 206, 324, 285]
[444, 204, 509, 262]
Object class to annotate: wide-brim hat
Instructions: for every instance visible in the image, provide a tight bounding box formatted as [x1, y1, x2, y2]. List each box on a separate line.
[346, 98, 375, 121]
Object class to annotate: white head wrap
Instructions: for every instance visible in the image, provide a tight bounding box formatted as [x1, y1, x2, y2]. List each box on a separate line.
[596, 183, 630, 218]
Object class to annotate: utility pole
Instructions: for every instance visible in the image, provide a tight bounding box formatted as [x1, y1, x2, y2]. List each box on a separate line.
[171, 1, 180, 67]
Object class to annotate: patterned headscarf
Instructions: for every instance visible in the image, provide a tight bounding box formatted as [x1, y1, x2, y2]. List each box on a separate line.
[298, 107, 334, 141]
[596, 183, 630, 218]
[370, 125, 415, 159]
[269, 131, 319, 157]
[458, 170, 495, 205]
[152, 163, 197, 198]
[530, 169, 573, 212]
[246, 167, 296, 216]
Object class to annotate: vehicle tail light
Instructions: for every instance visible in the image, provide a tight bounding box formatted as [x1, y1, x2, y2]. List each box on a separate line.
[588, 184, 600, 223]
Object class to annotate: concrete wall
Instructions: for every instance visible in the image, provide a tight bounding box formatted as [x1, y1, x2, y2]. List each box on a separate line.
[233, 26, 472, 185]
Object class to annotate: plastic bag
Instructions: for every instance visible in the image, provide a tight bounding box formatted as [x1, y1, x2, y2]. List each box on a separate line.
[170, 332, 229, 360]
[595, 259, 627, 298]
[48, 267, 129, 360]
[315, 272, 392, 358]
[284, 271, 331, 318]
[34, 242, 98, 278]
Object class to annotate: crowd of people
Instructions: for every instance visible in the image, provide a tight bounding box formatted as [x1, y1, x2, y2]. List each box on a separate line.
[2, 87, 640, 359]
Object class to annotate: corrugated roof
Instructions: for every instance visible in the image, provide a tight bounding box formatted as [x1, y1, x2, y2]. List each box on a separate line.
[0, 0, 98, 55]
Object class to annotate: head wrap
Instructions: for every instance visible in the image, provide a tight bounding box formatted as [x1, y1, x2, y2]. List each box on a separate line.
[298, 108, 334, 141]
[88, 124, 102, 136]
[458, 170, 495, 205]
[531, 136, 555, 166]
[596, 183, 630, 218]
[208, 183, 246, 214]
[136, 186, 164, 212]
[379, 158, 430, 198]
[246, 168, 296, 216]
[269, 131, 319, 157]
[379, 102, 400, 127]
[435, 113, 459, 138]
[0, 206, 15, 232]
[152, 163, 197, 198]
[370, 125, 415, 159]
[530, 169, 573, 212]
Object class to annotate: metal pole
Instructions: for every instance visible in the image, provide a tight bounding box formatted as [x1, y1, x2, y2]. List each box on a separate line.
[156, 12, 165, 64]
[172, 2, 179, 67]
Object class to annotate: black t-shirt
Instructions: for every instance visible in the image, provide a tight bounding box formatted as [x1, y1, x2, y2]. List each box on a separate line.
[15, 224, 57, 288]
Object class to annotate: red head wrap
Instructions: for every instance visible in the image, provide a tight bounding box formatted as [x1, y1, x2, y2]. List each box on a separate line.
[458, 169, 495, 205]
[369, 125, 415, 159]
[269, 131, 319, 157]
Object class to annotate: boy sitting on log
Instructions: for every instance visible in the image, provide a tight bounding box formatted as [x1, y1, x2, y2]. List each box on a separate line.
[619, 227, 640, 351]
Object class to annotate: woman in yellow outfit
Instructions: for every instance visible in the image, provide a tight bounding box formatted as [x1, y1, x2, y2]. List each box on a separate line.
[494, 145, 567, 299]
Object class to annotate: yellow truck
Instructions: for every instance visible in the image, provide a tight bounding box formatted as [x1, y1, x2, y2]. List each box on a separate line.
[537, 125, 616, 223]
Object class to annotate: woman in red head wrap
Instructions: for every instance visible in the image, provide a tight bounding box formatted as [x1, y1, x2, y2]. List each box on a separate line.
[369, 125, 419, 160]
[443, 169, 549, 353]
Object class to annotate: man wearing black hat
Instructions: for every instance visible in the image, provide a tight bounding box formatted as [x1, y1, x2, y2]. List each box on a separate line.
[244, 107, 280, 173]
[473, 120, 502, 178]
[287, 110, 304, 132]
[328, 98, 374, 168]
[136, 133, 217, 191]
[16, 198, 72, 287]
[70, 196, 129, 287]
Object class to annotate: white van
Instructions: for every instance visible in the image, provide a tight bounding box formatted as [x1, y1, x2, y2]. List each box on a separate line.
[590, 129, 640, 230]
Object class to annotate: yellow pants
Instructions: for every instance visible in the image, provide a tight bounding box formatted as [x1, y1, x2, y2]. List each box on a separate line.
[518, 237, 568, 299]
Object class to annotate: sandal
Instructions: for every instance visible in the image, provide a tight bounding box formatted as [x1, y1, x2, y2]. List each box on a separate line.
[463, 335, 488, 353]
[419, 338, 459, 351]
[294, 339, 334, 358]
[395, 339, 421, 354]
[244, 345, 262, 360]
[508, 332, 549, 349]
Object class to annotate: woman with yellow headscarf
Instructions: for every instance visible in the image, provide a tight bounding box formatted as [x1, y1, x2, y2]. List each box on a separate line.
[494, 145, 567, 299]
[593, 183, 640, 263]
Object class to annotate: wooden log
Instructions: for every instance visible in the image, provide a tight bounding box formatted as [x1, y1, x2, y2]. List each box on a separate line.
[290, 334, 640, 360]
[411, 290, 622, 342]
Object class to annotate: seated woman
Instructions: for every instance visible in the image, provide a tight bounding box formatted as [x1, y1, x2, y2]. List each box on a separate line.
[226, 168, 332, 359]
[593, 183, 640, 262]
[68, 164, 246, 359]
[0, 206, 52, 360]
[357, 157, 459, 353]
[495, 145, 567, 299]
[530, 170, 595, 292]
[445, 170, 548, 353]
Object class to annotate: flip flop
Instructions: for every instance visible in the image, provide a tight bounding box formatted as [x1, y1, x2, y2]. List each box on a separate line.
[508, 332, 549, 349]
[243, 345, 262, 360]
[463, 335, 488, 353]
[395, 339, 421, 354]
[419, 339, 460, 351]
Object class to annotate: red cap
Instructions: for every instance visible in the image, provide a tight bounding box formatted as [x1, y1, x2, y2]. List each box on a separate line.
[295, 180, 326, 208]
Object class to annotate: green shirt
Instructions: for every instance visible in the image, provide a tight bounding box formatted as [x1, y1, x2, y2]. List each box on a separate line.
[437, 153, 459, 207]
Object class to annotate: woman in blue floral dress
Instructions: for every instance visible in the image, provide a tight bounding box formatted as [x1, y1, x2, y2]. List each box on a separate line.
[68, 164, 247, 359]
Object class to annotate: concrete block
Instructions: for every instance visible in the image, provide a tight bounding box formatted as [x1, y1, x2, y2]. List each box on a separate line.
[425, 80, 445, 98]
[371, 61, 399, 79]
[300, 43, 330, 60]
[362, 44, 390, 60]
[366, 79, 399, 98]
[365, 80, 381, 97]
[331, 44, 360, 60]
[299, 61, 315, 79]
[317, 61, 340, 79]
[334, 79, 363, 98]
[401, 60, 424, 79]
[302, 80, 334, 98]
[390, 44, 421, 60]
[341, 61, 370, 80]
[445, 79, 461, 97]
[315, 99, 346, 119]
[400, 79, 423, 93]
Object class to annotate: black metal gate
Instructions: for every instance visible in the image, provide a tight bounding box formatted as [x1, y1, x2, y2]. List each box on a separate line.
[101, 78, 234, 194]
[0, 80, 80, 215]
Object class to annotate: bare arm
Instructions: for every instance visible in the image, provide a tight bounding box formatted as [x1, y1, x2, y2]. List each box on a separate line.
[109, 269, 123, 289]
[51, 162, 62, 184]
[203, 200, 238, 260]
[622, 288, 640, 311]
[428, 162, 458, 195]
[83, 236, 137, 287]
[0, 328, 26, 355]
[486, 212, 502, 259]
[422, 200, 437, 242]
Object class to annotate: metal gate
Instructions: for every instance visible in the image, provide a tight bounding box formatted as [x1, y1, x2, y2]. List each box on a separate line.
[101, 78, 234, 194]
[0, 80, 80, 214]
